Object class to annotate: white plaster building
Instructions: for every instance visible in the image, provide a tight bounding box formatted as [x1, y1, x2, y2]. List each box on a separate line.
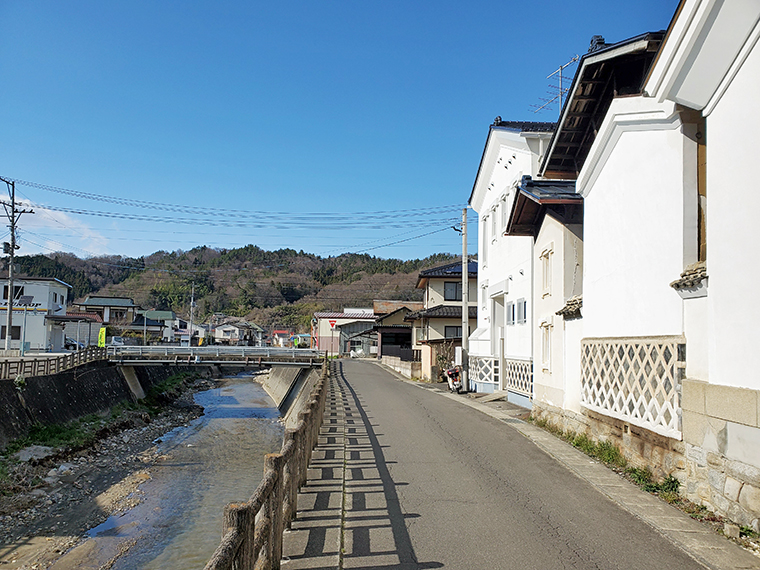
[468, 120, 555, 402]
[504, 176, 583, 414]
[527, 2, 760, 529]
[0, 277, 71, 352]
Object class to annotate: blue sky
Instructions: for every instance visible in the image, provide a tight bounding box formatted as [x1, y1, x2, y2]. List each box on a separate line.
[0, 1, 677, 262]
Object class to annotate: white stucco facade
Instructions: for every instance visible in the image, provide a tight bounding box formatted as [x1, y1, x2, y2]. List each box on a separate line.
[469, 123, 554, 395]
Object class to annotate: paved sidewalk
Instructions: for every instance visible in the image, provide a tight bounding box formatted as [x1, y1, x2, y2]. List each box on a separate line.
[282, 362, 760, 570]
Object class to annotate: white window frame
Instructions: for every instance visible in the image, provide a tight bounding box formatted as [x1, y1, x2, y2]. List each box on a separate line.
[490, 207, 498, 242]
[540, 243, 553, 298]
[482, 215, 489, 267]
[540, 320, 552, 372]
[516, 298, 527, 325]
[500, 194, 508, 232]
[506, 301, 515, 326]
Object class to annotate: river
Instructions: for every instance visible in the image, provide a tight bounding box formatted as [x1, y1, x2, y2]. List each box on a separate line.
[51, 372, 284, 569]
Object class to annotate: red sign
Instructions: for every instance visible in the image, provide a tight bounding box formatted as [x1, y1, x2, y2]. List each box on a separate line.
[329, 320, 337, 330]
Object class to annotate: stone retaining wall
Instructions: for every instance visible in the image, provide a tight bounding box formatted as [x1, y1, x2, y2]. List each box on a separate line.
[0, 362, 213, 449]
[532, 393, 760, 531]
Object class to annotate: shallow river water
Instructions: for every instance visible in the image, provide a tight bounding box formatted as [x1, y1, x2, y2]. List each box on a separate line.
[52, 373, 284, 569]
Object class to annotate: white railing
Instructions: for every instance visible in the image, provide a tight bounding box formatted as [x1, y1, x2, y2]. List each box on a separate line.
[107, 346, 324, 360]
[503, 358, 532, 397]
[470, 356, 499, 386]
[580, 336, 685, 439]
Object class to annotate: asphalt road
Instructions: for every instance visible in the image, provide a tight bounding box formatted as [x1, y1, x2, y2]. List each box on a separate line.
[333, 359, 704, 570]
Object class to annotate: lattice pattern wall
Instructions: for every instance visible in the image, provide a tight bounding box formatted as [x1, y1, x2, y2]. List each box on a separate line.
[503, 358, 532, 397]
[581, 337, 685, 439]
[470, 356, 499, 386]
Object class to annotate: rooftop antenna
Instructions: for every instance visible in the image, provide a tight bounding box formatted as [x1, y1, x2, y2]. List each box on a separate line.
[531, 55, 579, 119]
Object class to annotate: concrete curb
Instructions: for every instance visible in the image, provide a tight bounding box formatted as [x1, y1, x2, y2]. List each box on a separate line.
[370, 360, 760, 570]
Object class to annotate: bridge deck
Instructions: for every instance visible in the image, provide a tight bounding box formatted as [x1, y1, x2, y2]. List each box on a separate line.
[106, 346, 325, 367]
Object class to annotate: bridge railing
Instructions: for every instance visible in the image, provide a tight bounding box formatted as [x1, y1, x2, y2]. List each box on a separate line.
[204, 360, 330, 570]
[0, 346, 106, 380]
[107, 346, 323, 361]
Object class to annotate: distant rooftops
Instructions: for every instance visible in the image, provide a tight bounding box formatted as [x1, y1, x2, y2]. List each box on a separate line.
[79, 296, 138, 308]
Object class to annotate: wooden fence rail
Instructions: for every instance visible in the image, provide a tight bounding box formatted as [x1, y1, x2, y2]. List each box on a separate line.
[0, 347, 107, 380]
[204, 360, 330, 570]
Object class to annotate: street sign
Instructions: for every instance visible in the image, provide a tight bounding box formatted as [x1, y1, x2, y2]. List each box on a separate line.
[329, 320, 337, 330]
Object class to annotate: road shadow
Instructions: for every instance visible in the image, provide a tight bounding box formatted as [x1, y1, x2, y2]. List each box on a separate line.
[283, 361, 442, 570]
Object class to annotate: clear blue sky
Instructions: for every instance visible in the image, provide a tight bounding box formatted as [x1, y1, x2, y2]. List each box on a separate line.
[0, 0, 677, 262]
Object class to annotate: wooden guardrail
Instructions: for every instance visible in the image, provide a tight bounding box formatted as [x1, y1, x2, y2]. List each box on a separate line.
[204, 360, 330, 570]
[0, 346, 107, 380]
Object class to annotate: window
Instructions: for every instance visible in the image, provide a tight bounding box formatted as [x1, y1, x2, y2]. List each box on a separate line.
[491, 208, 497, 241]
[444, 326, 462, 338]
[501, 195, 508, 231]
[0, 326, 21, 340]
[482, 216, 489, 267]
[697, 119, 706, 262]
[3, 285, 24, 300]
[541, 322, 552, 372]
[506, 301, 515, 326]
[444, 281, 462, 301]
[481, 286, 488, 311]
[540, 245, 553, 297]
[516, 298, 527, 324]
[349, 339, 362, 350]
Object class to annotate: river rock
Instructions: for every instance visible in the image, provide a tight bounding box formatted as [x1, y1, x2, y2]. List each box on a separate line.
[14, 446, 56, 463]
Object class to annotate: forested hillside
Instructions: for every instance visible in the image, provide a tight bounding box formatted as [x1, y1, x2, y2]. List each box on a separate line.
[9, 246, 458, 331]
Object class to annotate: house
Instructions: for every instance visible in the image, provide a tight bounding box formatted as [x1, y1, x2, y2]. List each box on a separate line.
[123, 314, 164, 343]
[523, 0, 760, 529]
[504, 175, 583, 416]
[63, 311, 103, 347]
[467, 120, 555, 400]
[312, 310, 376, 356]
[405, 260, 477, 382]
[0, 277, 72, 352]
[214, 321, 264, 346]
[140, 310, 177, 342]
[271, 329, 293, 348]
[75, 296, 140, 326]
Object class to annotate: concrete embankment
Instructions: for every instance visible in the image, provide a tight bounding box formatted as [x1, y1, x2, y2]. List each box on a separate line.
[0, 362, 217, 448]
[260, 365, 322, 428]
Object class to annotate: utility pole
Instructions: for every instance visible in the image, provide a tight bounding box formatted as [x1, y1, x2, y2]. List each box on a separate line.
[189, 283, 195, 347]
[0, 178, 33, 352]
[461, 208, 469, 392]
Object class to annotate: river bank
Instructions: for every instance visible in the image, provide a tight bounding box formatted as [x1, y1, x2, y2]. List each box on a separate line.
[0, 374, 217, 569]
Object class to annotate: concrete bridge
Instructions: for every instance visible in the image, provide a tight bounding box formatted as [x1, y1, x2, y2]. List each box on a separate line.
[106, 346, 325, 368]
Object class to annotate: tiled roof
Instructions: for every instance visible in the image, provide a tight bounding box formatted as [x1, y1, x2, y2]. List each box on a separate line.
[373, 300, 423, 314]
[493, 118, 556, 133]
[314, 312, 377, 320]
[143, 310, 176, 321]
[418, 260, 478, 278]
[80, 296, 138, 308]
[65, 312, 103, 323]
[406, 304, 477, 320]
[556, 296, 583, 319]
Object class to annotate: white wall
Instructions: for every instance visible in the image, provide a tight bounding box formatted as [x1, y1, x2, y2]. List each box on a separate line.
[470, 128, 550, 361]
[705, 39, 760, 390]
[580, 98, 693, 339]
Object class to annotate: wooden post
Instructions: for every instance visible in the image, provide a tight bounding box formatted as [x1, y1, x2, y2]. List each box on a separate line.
[265, 454, 285, 569]
[223, 502, 251, 568]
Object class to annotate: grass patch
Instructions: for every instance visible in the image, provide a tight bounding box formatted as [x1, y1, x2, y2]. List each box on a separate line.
[530, 416, 628, 468]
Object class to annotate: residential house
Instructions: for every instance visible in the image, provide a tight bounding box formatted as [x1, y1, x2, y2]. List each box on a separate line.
[312, 310, 376, 356]
[405, 260, 477, 382]
[0, 277, 72, 352]
[214, 321, 264, 346]
[271, 329, 293, 348]
[123, 314, 164, 343]
[140, 310, 177, 342]
[467, 120, 555, 401]
[75, 296, 140, 326]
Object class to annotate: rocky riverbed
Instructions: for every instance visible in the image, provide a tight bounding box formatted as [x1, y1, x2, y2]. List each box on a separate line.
[0, 377, 216, 569]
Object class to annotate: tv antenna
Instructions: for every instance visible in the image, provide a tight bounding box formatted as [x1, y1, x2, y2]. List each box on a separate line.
[531, 55, 579, 119]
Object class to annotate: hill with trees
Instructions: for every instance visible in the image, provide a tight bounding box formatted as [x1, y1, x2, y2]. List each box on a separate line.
[8, 246, 458, 332]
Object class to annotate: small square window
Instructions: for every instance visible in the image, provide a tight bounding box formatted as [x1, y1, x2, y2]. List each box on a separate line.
[516, 298, 527, 324]
[506, 301, 515, 326]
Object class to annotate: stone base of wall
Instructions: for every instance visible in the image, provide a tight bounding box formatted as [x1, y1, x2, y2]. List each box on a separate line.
[532, 397, 760, 531]
[381, 356, 421, 380]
